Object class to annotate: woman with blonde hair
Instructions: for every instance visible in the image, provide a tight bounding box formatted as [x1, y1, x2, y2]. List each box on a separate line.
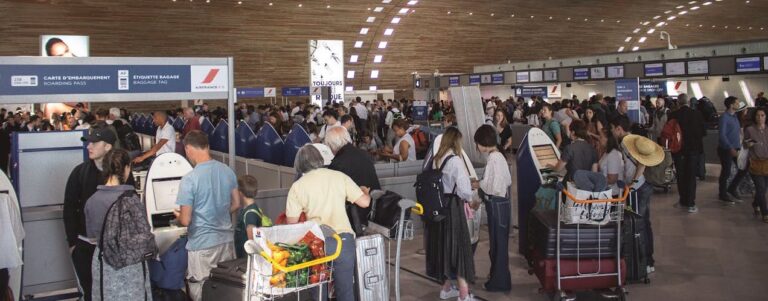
[425, 127, 476, 301]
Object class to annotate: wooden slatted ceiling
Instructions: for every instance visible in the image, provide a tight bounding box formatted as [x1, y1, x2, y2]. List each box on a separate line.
[0, 0, 766, 101]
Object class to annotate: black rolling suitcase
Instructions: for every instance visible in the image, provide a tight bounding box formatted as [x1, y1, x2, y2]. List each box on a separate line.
[623, 190, 650, 284]
[202, 258, 247, 301]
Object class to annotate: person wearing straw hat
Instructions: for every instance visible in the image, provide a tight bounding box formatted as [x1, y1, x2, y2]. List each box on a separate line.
[612, 118, 664, 275]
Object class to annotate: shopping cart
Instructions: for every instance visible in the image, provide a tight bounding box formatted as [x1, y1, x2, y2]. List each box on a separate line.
[243, 227, 341, 301]
[550, 184, 630, 301]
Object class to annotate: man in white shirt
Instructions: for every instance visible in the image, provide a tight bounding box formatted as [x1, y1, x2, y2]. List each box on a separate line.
[290, 102, 302, 117]
[133, 111, 176, 164]
[316, 110, 341, 143]
[353, 97, 368, 124]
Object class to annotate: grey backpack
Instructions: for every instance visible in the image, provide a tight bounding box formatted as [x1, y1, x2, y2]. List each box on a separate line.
[99, 190, 157, 269]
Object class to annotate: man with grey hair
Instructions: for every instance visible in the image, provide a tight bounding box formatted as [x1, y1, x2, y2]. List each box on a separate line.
[108, 107, 127, 124]
[669, 93, 706, 213]
[325, 126, 381, 236]
[286, 144, 371, 301]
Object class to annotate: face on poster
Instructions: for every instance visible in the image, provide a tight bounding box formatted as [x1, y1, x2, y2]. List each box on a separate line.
[309, 40, 344, 104]
[40, 35, 89, 57]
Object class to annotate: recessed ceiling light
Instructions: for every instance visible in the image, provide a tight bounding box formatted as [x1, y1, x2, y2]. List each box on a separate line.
[642, 21, 651, 25]
[384, 28, 394, 35]
[237, 1, 242, 4]
[360, 28, 369, 34]
[712, 25, 716, 28]
[677, 5, 685, 8]
[399, 8, 409, 14]
[391, 17, 401, 23]
[632, 46, 640, 51]
[633, 28, 641, 33]
[298, 3, 302, 7]
[346, 86, 354, 92]
[617, 20, 622, 23]
[378, 41, 388, 49]
[531, 15, 535, 19]
[447, 11, 451, 14]
[584, 18, 589, 21]
[639, 37, 647, 43]
[382, 0, 391, 3]
[737, 26, 741, 29]
[269, 2, 273, 5]
[664, 10, 672, 14]
[490, 13, 495, 17]
[724, 25, 729, 28]
[205, 0, 210, 3]
[625, 37, 632, 42]
[350, 55, 358, 63]
[689, 1, 697, 4]
[468, 12, 473, 16]
[647, 28, 656, 34]
[691, 6, 700, 10]
[618, 46, 625, 52]
[367, 17, 376, 22]
[326, 5, 330, 8]
[700, 24, 704, 27]
[354, 41, 363, 48]
[656, 21, 666, 27]
[667, 16, 677, 20]
[678, 10, 687, 15]
[369, 86, 377, 91]
[407, 0, 418, 5]
[566, 17, 571, 20]
[653, 15, 661, 20]
[374, 55, 383, 63]
[600, 19, 604, 22]
[703, 1, 712, 5]
[347, 71, 355, 79]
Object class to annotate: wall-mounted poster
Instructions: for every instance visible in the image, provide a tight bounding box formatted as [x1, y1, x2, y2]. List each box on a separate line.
[607, 65, 624, 79]
[590, 67, 606, 79]
[40, 35, 89, 57]
[529, 70, 543, 82]
[544, 70, 558, 81]
[573, 68, 589, 80]
[687, 60, 709, 75]
[665, 62, 686, 76]
[309, 40, 344, 105]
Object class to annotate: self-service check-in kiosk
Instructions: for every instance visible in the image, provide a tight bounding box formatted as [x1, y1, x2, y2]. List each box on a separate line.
[516, 127, 560, 254]
[143, 153, 193, 254]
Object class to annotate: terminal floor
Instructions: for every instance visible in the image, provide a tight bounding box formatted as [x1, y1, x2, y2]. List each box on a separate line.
[393, 162, 768, 301]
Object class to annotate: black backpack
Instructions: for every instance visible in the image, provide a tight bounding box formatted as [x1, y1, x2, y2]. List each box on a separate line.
[414, 155, 455, 222]
[115, 122, 141, 151]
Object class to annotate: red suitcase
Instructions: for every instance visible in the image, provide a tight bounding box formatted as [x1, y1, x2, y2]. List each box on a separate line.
[530, 250, 626, 293]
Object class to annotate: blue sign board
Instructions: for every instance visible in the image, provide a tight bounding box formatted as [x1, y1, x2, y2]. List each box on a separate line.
[573, 68, 589, 80]
[449, 76, 460, 86]
[236, 87, 264, 98]
[492, 73, 504, 84]
[639, 80, 667, 97]
[736, 57, 761, 73]
[615, 79, 641, 124]
[412, 103, 428, 121]
[469, 75, 481, 85]
[281, 87, 310, 97]
[0, 65, 194, 95]
[644, 63, 664, 77]
[515, 86, 548, 98]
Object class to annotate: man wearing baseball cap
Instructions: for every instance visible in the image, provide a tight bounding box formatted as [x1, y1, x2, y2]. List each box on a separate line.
[63, 125, 129, 301]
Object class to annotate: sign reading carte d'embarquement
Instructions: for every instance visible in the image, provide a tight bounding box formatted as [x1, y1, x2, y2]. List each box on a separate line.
[0, 64, 229, 95]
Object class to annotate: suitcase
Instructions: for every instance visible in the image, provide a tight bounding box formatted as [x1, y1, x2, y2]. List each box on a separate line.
[202, 258, 247, 301]
[530, 250, 626, 293]
[528, 210, 619, 259]
[622, 210, 650, 284]
[355, 234, 389, 301]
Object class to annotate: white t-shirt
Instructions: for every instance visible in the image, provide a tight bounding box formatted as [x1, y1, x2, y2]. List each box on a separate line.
[156, 122, 176, 156]
[599, 149, 625, 195]
[291, 106, 301, 117]
[354, 103, 369, 120]
[393, 133, 417, 162]
[480, 152, 512, 197]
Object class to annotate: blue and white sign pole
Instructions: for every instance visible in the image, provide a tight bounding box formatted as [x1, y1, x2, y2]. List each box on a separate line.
[0, 56, 237, 168]
[615, 78, 641, 124]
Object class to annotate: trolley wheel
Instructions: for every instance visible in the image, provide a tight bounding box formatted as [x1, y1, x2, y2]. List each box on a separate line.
[614, 287, 627, 301]
[644, 277, 651, 284]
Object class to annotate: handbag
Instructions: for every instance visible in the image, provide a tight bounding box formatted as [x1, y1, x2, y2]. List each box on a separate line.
[737, 148, 749, 171]
[749, 157, 768, 176]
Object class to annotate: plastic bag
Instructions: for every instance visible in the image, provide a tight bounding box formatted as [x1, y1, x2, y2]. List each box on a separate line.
[560, 182, 613, 225]
[737, 148, 749, 171]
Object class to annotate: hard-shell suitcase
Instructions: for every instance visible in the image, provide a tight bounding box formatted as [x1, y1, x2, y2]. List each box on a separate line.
[530, 250, 626, 293]
[528, 210, 618, 259]
[623, 210, 650, 284]
[202, 258, 247, 301]
[355, 234, 389, 301]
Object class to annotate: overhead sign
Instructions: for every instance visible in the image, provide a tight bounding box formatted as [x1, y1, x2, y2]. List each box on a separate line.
[590, 67, 606, 79]
[309, 40, 344, 104]
[491, 73, 504, 84]
[644, 63, 664, 77]
[616, 79, 641, 124]
[544, 70, 558, 81]
[449, 76, 460, 86]
[573, 68, 589, 80]
[736, 57, 761, 73]
[282, 87, 310, 97]
[40, 35, 89, 57]
[480, 74, 492, 84]
[639, 80, 667, 97]
[665, 62, 686, 76]
[607, 65, 624, 79]
[515, 86, 548, 98]
[469, 74, 481, 85]
[516, 72, 529, 83]
[529, 71, 543, 82]
[236, 87, 264, 98]
[412, 100, 428, 121]
[547, 84, 562, 99]
[264, 87, 276, 97]
[0, 64, 232, 96]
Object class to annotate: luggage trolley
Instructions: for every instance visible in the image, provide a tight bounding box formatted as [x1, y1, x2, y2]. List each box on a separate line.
[244, 230, 342, 301]
[553, 185, 630, 301]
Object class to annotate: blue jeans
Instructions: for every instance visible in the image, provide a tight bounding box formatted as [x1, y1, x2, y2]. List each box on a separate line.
[635, 183, 655, 267]
[718, 148, 746, 198]
[322, 233, 356, 301]
[484, 196, 511, 291]
[751, 174, 768, 218]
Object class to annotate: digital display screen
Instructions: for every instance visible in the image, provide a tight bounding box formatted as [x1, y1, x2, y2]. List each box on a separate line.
[665, 62, 686, 76]
[529, 70, 543, 82]
[516, 72, 530, 83]
[152, 177, 182, 212]
[590, 67, 606, 79]
[736, 57, 761, 73]
[573, 68, 589, 80]
[645, 63, 664, 77]
[607, 65, 624, 78]
[533, 145, 558, 168]
[544, 70, 558, 81]
[687, 60, 709, 75]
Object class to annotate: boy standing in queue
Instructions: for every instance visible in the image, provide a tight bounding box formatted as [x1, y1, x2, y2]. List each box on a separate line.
[173, 130, 240, 301]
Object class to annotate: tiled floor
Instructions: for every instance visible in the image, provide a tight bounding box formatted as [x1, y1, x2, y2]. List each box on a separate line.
[393, 162, 768, 301]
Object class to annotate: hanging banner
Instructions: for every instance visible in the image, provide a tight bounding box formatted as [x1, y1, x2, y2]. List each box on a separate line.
[282, 87, 310, 97]
[235, 87, 264, 98]
[492, 73, 504, 84]
[615, 78, 641, 124]
[449, 76, 460, 86]
[469, 74, 481, 85]
[547, 84, 562, 99]
[309, 40, 344, 105]
[639, 80, 667, 97]
[515, 86, 548, 98]
[264, 87, 276, 97]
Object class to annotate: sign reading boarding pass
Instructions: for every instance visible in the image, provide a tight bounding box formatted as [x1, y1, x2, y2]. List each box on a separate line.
[0, 64, 229, 96]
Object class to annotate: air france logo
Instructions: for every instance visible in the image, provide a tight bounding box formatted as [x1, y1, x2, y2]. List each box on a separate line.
[191, 66, 228, 92]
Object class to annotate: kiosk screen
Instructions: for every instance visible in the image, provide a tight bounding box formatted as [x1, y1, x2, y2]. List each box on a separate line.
[152, 177, 182, 212]
[533, 145, 558, 169]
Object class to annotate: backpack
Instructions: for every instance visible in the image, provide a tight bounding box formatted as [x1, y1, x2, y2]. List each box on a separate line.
[148, 236, 188, 290]
[98, 190, 157, 300]
[659, 119, 683, 154]
[243, 207, 273, 228]
[411, 128, 428, 157]
[414, 155, 455, 221]
[644, 150, 674, 186]
[115, 122, 141, 151]
[368, 190, 408, 238]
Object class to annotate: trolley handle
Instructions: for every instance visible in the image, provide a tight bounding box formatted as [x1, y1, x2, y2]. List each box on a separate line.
[560, 185, 631, 205]
[411, 203, 424, 216]
[258, 233, 342, 273]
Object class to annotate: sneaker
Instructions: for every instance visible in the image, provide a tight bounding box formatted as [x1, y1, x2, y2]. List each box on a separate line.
[727, 192, 744, 203]
[720, 197, 736, 206]
[646, 266, 656, 274]
[440, 286, 460, 300]
[688, 206, 699, 213]
[457, 294, 476, 301]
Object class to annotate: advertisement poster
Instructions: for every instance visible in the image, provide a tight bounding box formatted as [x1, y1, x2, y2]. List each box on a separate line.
[615, 79, 641, 124]
[309, 40, 344, 105]
[40, 35, 89, 57]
